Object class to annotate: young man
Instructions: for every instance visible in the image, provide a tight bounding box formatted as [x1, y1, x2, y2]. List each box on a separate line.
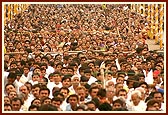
[65, 94, 79, 111]
[11, 97, 23, 111]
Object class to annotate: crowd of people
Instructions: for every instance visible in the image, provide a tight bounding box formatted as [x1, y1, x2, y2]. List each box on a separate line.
[3, 4, 165, 112]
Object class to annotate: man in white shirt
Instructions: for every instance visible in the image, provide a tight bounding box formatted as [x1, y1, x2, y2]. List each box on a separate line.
[84, 69, 97, 85]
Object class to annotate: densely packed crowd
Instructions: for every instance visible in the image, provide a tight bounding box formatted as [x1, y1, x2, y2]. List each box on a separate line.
[3, 4, 165, 111]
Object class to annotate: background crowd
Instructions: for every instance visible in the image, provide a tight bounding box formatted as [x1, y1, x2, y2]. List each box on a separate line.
[3, 4, 165, 111]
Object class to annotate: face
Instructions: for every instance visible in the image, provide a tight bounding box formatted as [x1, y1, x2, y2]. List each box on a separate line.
[118, 91, 127, 99]
[32, 99, 41, 107]
[7, 78, 16, 84]
[152, 102, 160, 110]
[8, 91, 17, 100]
[140, 84, 148, 94]
[4, 105, 12, 111]
[77, 89, 86, 101]
[12, 100, 21, 111]
[68, 96, 78, 107]
[5, 85, 16, 95]
[62, 78, 71, 88]
[4, 97, 11, 104]
[113, 103, 122, 110]
[87, 103, 96, 111]
[116, 77, 124, 84]
[29, 108, 38, 111]
[72, 77, 80, 86]
[53, 74, 61, 82]
[39, 90, 49, 100]
[90, 88, 99, 98]
[60, 89, 68, 98]
[43, 99, 51, 104]
[115, 84, 123, 94]
[52, 101, 61, 108]
[84, 73, 91, 79]
[23, 67, 29, 75]
[19, 85, 29, 96]
[153, 93, 163, 102]
[32, 87, 40, 98]
[139, 77, 145, 82]
[32, 75, 40, 81]
[131, 93, 141, 106]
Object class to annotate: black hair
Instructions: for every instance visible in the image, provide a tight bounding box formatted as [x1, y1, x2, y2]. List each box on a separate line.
[66, 94, 79, 103]
[11, 97, 23, 105]
[98, 102, 112, 111]
[7, 72, 16, 79]
[38, 104, 58, 111]
[28, 104, 39, 111]
[39, 86, 50, 95]
[97, 88, 106, 97]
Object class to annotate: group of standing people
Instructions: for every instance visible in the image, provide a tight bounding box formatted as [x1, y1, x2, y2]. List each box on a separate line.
[3, 4, 164, 111]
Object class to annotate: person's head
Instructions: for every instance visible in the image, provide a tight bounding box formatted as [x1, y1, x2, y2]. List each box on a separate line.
[59, 87, 70, 98]
[97, 88, 107, 104]
[66, 94, 79, 107]
[116, 76, 125, 84]
[112, 99, 124, 110]
[54, 63, 62, 73]
[117, 89, 127, 99]
[31, 84, 41, 98]
[146, 99, 161, 111]
[8, 91, 17, 100]
[86, 101, 96, 111]
[4, 104, 12, 111]
[28, 104, 39, 111]
[4, 96, 11, 104]
[89, 86, 99, 99]
[138, 81, 149, 94]
[115, 83, 124, 95]
[51, 97, 63, 108]
[39, 77, 48, 86]
[67, 67, 74, 75]
[137, 73, 145, 82]
[84, 69, 92, 80]
[11, 97, 23, 111]
[61, 67, 67, 75]
[5, 83, 16, 95]
[38, 104, 58, 111]
[31, 98, 41, 107]
[131, 90, 141, 106]
[19, 85, 29, 98]
[41, 97, 51, 105]
[7, 72, 16, 84]
[52, 71, 62, 83]
[32, 73, 40, 82]
[23, 65, 30, 75]
[76, 86, 86, 102]
[98, 102, 112, 111]
[61, 74, 72, 88]
[71, 75, 80, 87]
[153, 91, 164, 103]
[76, 106, 85, 111]
[33, 67, 41, 75]
[24, 82, 32, 93]
[39, 86, 50, 100]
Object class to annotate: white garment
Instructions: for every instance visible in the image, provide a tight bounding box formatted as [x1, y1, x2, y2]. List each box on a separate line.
[127, 100, 146, 111]
[87, 76, 97, 85]
[47, 82, 62, 98]
[115, 58, 121, 70]
[60, 100, 68, 111]
[143, 69, 154, 84]
[46, 66, 55, 76]
[21, 94, 34, 111]
[19, 72, 32, 84]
